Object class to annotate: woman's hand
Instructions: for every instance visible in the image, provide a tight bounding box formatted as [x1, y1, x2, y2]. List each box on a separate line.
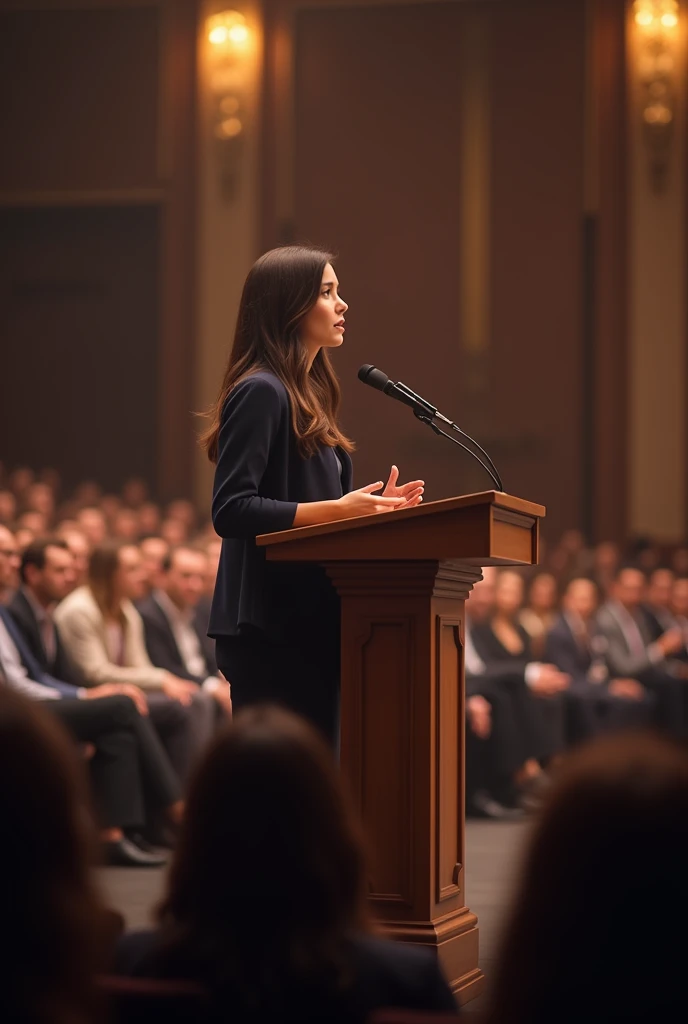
[382, 465, 424, 509]
[337, 482, 406, 518]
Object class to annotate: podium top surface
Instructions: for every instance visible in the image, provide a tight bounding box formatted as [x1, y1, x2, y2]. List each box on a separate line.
[256, 491, 545, 566]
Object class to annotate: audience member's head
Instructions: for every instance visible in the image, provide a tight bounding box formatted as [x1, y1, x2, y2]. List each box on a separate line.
[486, 732, 688, 1024]
[138, 501, 162, 535]
[466, 566, 497, 623]
[166, 499, 197, 532]
[111, 508, 140, 542]
[525, 572, 558, 615]
[0, 489, 18, 524]
[494, 569, 525, 620]
[159, 546, 208, 612]
[88, 541, 147, 618]
[77, 507, 108, 547]
[561, 577, 599, 621]
[21, 537, 77, 608]
[57, 526, 91, 587]
[612, 566, 647, 612]
[0, 523, 20, 601]
[161, 517, 189, 546]
[14, 527, 37, 552]
[73, 480, 102, 506]
[16, 508, 48, 535]
[122, 476, 149, 509]
[646, 567, 675, 611]
[24, 481, 56, 521]
[99, 494, 122, 521]
[593, 540, 620, 573]
[672, 577, 688, 619]
[139, 535, 170, 593]
[9, 465, 35, 497]
[627, 534, 660, 573]
[559, 528, 586, 555]
[0, 689, 109, 1024]
[157, 706, 369, 1001]
[671, 546, 688, 577]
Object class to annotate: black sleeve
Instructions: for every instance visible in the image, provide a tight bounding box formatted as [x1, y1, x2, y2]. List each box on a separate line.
[211, 377, 299, 539]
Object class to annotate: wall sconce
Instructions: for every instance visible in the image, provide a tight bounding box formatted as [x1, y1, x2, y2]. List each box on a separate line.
[632, 0, 680, 192]
[205, 9, 252, 199]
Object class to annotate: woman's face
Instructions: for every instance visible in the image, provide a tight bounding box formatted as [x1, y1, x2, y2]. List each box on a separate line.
[116, 545, 147, 602]
[299, 263, 348, 363]
[495, 571, 524, 617]
[529, 573, 557, 612]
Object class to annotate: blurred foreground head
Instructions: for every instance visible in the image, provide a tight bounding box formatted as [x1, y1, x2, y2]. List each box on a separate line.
[0, 689, 108, 1024]
[487, 731, 688, 1024]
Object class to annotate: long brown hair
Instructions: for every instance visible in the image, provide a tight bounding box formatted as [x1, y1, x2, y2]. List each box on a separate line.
[0, 689, 109, 1024]
[486, 732, 688, 1024]
[88, 538, 129, 620]
[156, 706, 370, 1007]
[200, 245, 354, 462]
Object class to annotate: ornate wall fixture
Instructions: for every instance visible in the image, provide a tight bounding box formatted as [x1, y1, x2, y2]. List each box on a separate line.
[632, 0, 681, 190]
[205, 9, 252, 198]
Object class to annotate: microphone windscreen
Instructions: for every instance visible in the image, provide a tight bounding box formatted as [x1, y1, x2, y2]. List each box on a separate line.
[358, 364, 390, 391]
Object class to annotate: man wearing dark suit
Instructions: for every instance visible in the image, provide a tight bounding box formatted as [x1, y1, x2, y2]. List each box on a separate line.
[594, 566, 687, 736]
[641, 569, 688, 671]
[137, 545, 232, 721]
[544, 577, 653, 731]
[8, 536, 195, 791]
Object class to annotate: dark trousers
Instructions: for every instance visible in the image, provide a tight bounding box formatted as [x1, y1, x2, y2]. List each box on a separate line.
[216, 632, 339, 746]
[568, 680, 655, 736]
[48, 695, 181, 830]
[637, 668, 686, 737]
[146, 693, 195, 783]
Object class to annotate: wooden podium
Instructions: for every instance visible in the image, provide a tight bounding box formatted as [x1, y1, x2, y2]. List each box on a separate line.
[257, 490, 545, 1004]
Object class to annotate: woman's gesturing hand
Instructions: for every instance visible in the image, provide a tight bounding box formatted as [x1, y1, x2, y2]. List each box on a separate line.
[337, 482, 406, 518]
[382, 465, 424, 509]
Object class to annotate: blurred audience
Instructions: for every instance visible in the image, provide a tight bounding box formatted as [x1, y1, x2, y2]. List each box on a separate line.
[115, 705, 458, 1021]
[1, 464, 688, 826]
[54, 540, 216, 776]
[485, 731, 688, 1024]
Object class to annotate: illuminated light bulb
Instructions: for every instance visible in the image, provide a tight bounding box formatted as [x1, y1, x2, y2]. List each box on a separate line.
[635, 9, 654, 26]
[229, 24, 249, 44]
[660, 12, 678, 28]
[209, 25, 228, 45]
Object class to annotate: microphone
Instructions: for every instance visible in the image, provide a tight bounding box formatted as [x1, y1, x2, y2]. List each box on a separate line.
[357, 363, 504, 492]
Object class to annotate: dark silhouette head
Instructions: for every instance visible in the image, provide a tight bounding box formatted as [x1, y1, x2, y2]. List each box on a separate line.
[486, 731, 688, 1024]
[0, 689, 108, 1024]
[158, 705, 369, 1005]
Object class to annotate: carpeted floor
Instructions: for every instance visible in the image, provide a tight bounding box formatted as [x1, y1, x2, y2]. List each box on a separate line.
[98, 818, 532, 1009]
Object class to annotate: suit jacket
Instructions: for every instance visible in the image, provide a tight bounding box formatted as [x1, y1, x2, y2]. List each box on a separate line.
[114, 929, 458, 1021]
[137, 594, 210, 685]
[209, 372, 353, 641]
[594, 602, 662, 678]
[544, 614, 594, 682]
[54, 586, 167, 689]
[0, 606, 79, 698]
[7, 588, 82, 683]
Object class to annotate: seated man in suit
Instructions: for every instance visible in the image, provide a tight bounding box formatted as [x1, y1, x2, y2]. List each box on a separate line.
[544, 577, 653, 731]
[137, 545, 232, 719]
[595, 566, 687, 737]
[0, 528, 181, 866]
[641, 568, 688, 668]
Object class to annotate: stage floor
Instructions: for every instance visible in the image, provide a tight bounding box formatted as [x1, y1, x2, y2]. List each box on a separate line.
[99, 818, 531, 1007]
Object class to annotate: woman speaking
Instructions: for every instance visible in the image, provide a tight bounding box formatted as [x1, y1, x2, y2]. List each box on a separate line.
[201, 246, 423, 743]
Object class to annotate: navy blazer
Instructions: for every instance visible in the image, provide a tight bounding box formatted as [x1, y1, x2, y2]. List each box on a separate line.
[7, 588, 82, 683]
[544, 614, 594, 682]
[209, 372, 353, 640]
[137, 594, 211, 685]
[0, 606, 79, 698]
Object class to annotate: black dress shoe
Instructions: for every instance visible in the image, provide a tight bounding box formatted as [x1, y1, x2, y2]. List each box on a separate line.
[104, 837, 168, 867]
[468, 790, 525, 820]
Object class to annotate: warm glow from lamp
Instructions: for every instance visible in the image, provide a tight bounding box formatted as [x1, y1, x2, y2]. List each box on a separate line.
[207, 10, 249, 48]
[661, 12, 678, 27]
[636, 9, 654, 25]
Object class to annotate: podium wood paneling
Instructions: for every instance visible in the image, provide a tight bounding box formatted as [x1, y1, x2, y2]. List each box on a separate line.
[258, 491, 545, 1004]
